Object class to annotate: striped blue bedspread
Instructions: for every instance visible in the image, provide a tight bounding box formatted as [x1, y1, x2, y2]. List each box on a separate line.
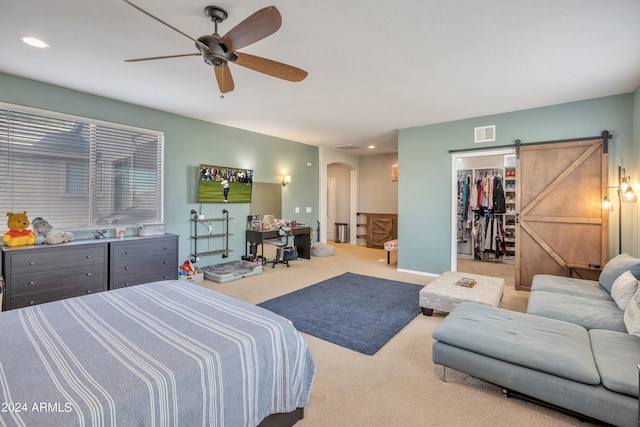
[0, 280, 316, 427]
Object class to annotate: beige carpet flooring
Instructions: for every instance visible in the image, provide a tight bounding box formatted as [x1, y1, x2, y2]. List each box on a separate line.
[196, 243, 601, 427]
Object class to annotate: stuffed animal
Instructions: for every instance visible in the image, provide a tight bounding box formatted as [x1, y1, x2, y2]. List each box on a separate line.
[31, 216, 53, 244]
[46, 231, 74, 245]
[3, 211, 36, 247]
[30, 216, 74, 245]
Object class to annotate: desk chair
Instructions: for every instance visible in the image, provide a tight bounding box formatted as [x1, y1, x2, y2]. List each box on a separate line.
[266, 225, 292, 268]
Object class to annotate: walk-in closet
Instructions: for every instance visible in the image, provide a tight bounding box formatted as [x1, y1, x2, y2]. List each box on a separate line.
[456, 154, 516, 265]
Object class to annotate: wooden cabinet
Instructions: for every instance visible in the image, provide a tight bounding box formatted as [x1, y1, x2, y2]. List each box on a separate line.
[2, 241, 108, 310]
[357, 213, 397, 248]
[2, 234, 179, 310]
[109, 234, 178, 289]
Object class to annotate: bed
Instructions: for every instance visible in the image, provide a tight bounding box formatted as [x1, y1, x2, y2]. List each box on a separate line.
[0, 280, 316, 426]
[201, 260, 264, 283]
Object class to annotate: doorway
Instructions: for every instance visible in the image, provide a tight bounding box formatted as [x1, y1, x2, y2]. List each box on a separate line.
[451, 149, 516, 279]
[327, 178, 336, 241]
[327, 163, 352, 243]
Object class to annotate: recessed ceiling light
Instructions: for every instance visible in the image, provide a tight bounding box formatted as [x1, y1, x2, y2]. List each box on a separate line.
[368, 145, 375, 149]
[21, 36, 49, 49]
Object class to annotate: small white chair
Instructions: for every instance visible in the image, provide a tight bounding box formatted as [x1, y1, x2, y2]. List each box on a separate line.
[266, 225, 293, 268]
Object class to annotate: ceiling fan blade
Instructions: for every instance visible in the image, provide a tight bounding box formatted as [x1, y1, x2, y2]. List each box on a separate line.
[233, 52, 308, 82]
[123, 0, 209, 52]
[214, 65, 235, 93]
[125, 53, 202, 62]
[219, 6, 282, 53]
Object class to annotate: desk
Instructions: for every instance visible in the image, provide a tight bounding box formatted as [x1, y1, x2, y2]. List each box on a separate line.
[246, 226, 312, 260]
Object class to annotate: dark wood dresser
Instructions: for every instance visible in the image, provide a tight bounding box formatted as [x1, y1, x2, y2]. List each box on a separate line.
[2, 234, 178, 311]
[109, 234, 178, 289]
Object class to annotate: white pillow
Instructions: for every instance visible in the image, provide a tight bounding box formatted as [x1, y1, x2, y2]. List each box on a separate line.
[611, 270, 639, 309]
[624, 288, 640, 337]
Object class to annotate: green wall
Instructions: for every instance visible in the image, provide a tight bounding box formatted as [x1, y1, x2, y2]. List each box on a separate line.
[0, 72, 320, 264]
[398, 93, 636, 275]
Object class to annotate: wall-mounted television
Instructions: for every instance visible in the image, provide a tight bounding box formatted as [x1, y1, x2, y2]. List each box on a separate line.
[198, 164, 253, 203]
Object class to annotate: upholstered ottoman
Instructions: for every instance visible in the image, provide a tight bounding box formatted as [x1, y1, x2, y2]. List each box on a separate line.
[419, 271, 504, 315]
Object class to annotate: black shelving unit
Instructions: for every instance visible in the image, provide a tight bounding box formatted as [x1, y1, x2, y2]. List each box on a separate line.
[190, 209, 233, 262]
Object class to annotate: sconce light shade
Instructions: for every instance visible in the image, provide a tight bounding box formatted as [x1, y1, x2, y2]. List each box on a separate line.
[617, 167, 636, 203]
[282, 175, 291, 187]
[620, 177, 630, 193]
[622, 186, 638, 203]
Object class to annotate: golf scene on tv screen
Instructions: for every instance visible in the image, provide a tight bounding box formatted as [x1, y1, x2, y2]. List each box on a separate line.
[198, 164, 254, 203]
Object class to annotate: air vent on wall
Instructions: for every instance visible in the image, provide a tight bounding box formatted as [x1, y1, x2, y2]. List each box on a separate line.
[474, 125, 496, 143]
[334, 144, 359, 150]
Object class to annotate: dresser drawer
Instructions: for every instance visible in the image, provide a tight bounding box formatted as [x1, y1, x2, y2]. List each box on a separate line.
[111, 239, 177, 263]
[112, 255, 176, 279]
[111, 268, 177, 290]
[10, 264, 105, 296]
[9, 246, 105, 273]
[9, 282, 104, 310]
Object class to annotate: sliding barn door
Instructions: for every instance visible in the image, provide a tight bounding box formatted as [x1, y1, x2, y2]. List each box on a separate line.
[516, 138, 608, 290]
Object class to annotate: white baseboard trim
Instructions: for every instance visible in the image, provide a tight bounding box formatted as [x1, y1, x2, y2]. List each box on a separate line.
[396, 268, 439, 278]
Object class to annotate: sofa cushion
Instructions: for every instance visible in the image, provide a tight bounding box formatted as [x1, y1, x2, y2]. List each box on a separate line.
[611, 270, 638, 309]
[531, 274, 610, 300]
[432, 302, 600, 385]
[624, 287, 640, 337]
[527, 291, 626, 332]
[589, 329, 640, 397]
[599, 253, 640, 293]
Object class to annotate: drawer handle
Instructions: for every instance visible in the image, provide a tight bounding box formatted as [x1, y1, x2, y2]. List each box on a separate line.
[28, 261, 35, 265]
[124, 283, 129, 287]
[29, 281, 35, 285]
[86, 255, 92, 259]
[29, 301, 35, 305]
[86, 290, 92, 294]
[86, 272, 92, 276]
[125, 251, 130, 254]
[124, 267, 129, 270]
[163, 261, 168, 265]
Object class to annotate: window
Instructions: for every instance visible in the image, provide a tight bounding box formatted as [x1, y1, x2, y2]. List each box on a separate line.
[0, 103, 164, 229]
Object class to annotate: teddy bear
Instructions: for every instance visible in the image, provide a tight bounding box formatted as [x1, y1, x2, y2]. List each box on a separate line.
[3, 211, 36, 247]
[31, 217, 74, 245]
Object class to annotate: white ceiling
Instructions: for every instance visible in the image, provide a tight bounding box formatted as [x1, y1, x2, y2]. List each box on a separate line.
[2, 0, 640, 156]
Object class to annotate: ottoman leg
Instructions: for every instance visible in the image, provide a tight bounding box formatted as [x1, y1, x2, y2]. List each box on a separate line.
[387, 251, 390, 264]
[421, 307, 434, 316]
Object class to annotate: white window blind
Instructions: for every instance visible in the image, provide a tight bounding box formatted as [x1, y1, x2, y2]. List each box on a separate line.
[0, 104, 164, 229]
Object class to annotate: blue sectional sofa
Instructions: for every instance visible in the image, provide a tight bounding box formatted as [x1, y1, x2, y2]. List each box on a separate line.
[432, 254, 640, 426]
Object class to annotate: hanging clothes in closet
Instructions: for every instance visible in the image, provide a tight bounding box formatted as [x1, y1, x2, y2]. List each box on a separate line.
[456, 170, 473, 243]
[470, 169, 507, 261]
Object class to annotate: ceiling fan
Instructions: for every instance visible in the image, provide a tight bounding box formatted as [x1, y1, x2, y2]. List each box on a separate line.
[123, 0, 308, 94]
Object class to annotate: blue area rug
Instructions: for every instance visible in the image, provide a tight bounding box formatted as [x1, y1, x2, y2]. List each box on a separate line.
[258, 272, 423, 355]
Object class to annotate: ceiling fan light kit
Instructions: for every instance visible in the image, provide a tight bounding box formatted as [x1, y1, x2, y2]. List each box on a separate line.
[123, 1, 307, 94]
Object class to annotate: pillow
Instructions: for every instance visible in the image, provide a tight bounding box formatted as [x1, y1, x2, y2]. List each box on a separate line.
[623, 288, 640, 337]
[599, 253, 640, 293]
[610, 271, 639, 309]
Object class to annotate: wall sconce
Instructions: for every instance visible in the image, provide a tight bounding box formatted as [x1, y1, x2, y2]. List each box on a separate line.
[602, 165, 637, 254]
[282, 175, 291, 187]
